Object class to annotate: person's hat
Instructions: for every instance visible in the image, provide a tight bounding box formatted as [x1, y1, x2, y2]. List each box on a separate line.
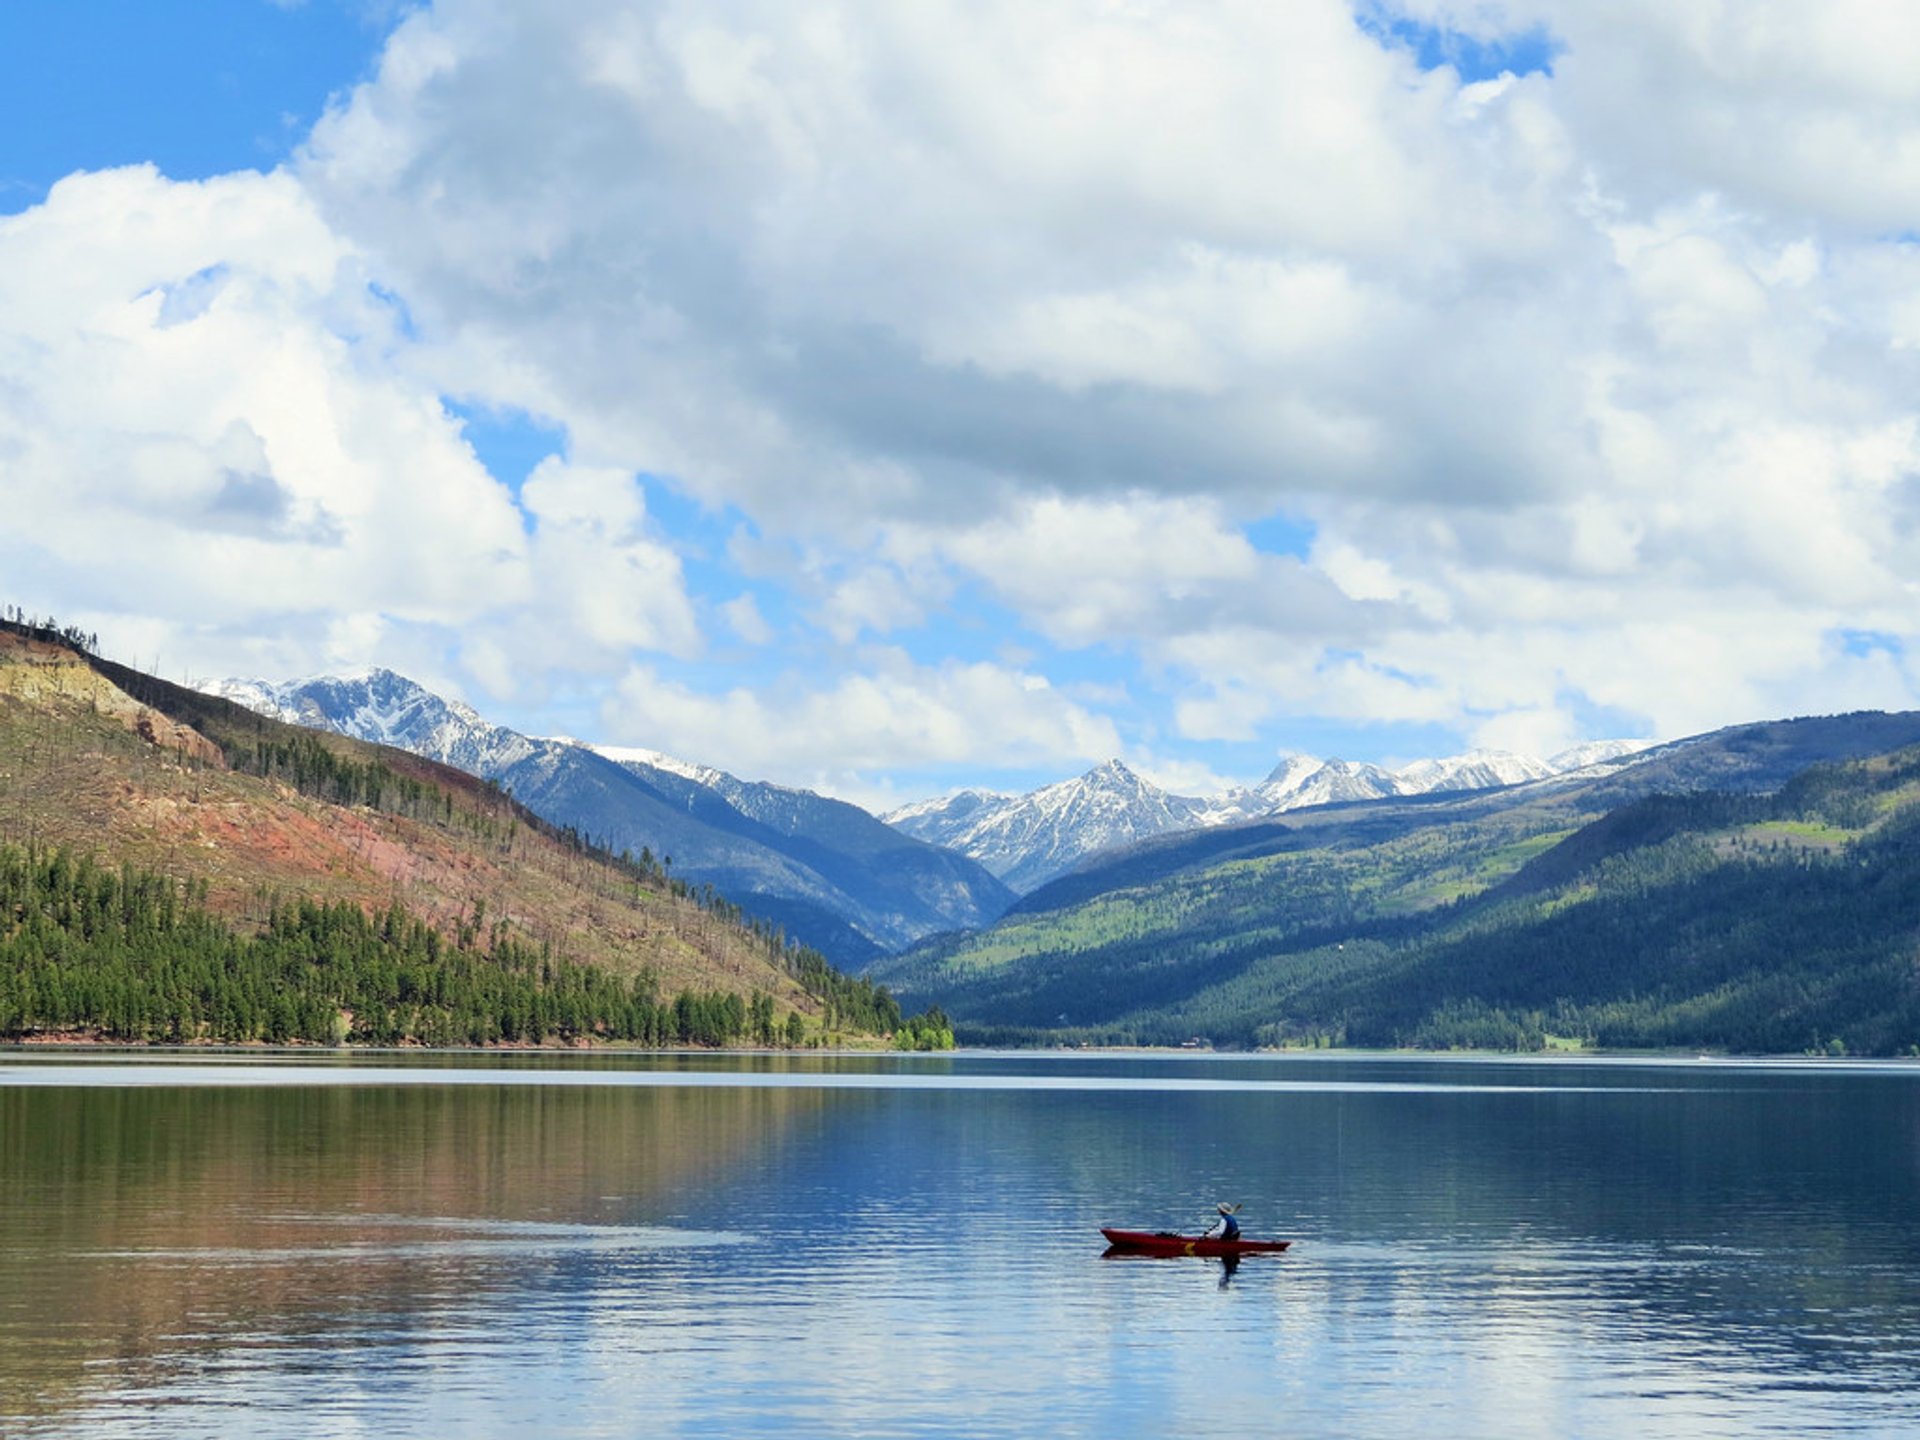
[1217, 1202, 1240, 1213]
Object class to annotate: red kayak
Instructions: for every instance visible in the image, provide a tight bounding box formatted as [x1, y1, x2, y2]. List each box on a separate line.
[1100, 1227, 1292, 1257]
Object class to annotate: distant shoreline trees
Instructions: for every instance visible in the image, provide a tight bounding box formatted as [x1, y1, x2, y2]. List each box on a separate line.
[0, 841, 958, 1051]
[0, 842, 790, 1047]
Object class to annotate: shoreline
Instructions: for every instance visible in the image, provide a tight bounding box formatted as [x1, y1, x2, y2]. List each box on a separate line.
[4, 1040, 1915, 1068]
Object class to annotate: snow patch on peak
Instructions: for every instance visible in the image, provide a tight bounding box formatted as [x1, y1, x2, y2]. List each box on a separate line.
[1260, 754, 1323, 787]
[888, 761, 1209, 892]
[881, 787, 1011, 828]
[206, 677, 290, 719]
[591, 743, 723, 787]
[1392, 749, 1555, 793]
[1547, 739, 1654, 773]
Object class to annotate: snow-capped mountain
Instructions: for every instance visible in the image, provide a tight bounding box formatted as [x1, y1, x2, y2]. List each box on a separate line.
[205, 670, 1014, 963]
[1204, 755, 1407, 821]
[207, 670, 541, 775]
[1544, 740, 1651, 773]
[885, 760, 1211, 895]
[211, 666, 1652, 923]
[887, 742, 1654, 893]
[592, 743, 724, 788]
[1388, 749, 1556, 794]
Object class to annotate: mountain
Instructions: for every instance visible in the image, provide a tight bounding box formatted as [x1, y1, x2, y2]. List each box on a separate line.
[212, 669, 541, 775]
[587, 745, 1017, 957]
[1544, 739, 1650, 773]
[884, 760, 1215, 895]
[869, 710, 1920, 1054]
[1387, 749, 1555, 794]
[1002, 714, 1920, 920]
[206, 670, 1013, 965]
[1202, 755, 1403, 821]
[886, 743, 1652, 893]
[0, 619, 902, 1047]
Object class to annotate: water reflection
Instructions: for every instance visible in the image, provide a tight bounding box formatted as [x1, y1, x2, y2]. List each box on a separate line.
[1, 1055, 1917, 1438]
[0, 1081, 818, 1432]
[1099, 1247, 1251, 1290]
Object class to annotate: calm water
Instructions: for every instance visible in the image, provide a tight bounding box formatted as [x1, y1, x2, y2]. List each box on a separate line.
[2, 1051, 1919, 1439]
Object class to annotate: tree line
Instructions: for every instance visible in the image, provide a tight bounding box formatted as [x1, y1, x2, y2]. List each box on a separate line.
[0, 843, 818, 1047]
[1, 607, 98, 655]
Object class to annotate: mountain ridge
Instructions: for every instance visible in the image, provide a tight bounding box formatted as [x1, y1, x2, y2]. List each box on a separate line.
[205, 669, 1014, 964]
[885, 742, 1651, 893]
[868, 708, 1920, 1054]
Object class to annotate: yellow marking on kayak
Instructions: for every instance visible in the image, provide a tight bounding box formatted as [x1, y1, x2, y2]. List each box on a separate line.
[1184, 1242, 1196, 1255]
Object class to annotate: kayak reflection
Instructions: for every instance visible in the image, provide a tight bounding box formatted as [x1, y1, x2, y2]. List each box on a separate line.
[1098, 1245, 1245, 1287]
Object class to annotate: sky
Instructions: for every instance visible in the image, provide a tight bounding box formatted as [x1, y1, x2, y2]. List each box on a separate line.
[6, 1, 1920, 811]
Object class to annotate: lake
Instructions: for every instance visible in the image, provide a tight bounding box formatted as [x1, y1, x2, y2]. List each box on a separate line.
[2, 1051, 1918, 1438]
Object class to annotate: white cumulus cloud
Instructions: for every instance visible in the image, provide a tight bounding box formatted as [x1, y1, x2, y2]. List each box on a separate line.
[606, 653, 1124, 793]
[18, 0, 1920, 792]
[0, 164, 701, 700]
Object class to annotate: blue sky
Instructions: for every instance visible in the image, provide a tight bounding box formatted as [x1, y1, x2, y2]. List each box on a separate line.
[6, 1, 1920, 809]
[0, 2, 387, 206]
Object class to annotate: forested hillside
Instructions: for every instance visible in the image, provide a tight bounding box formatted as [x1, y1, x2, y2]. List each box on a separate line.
[1004, 712, 1920, 920]
[0, 618, 922, 1047]
[213, 669, 1013, 967]
[874, 729, 1920, 1055]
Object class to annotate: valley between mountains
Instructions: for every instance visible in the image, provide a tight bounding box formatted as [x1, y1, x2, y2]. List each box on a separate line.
[200, 662, 1920, 1056]
[5, 616, 1917, 1054]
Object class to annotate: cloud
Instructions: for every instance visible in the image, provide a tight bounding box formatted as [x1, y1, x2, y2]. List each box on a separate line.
[925, 492, 1386, 653]
[719, 593, 774, 646]
[0, 166, 523, 627]
[296, 0, 1591, 527]
[1531, 0, 1920, 234]
[0, 164, 700, 699]
[605, 653, 1124, 788]
[518, 457, 701, 657]
[22, 1, 1920, 795]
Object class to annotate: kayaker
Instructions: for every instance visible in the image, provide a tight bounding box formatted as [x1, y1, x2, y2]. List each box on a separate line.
[1203, 1202, 1241, 1242]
